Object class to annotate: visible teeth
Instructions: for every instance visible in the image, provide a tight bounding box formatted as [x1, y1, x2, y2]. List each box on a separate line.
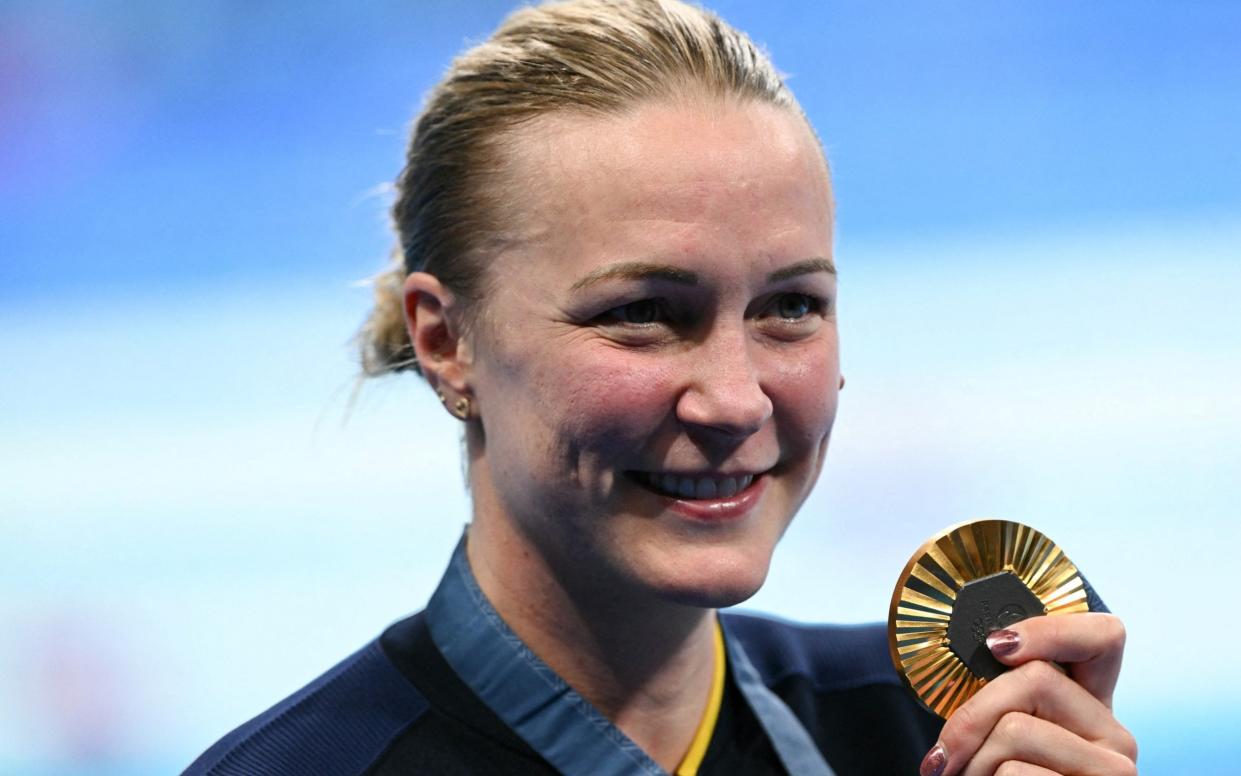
[696, 478, 717, 499]
[677, 477, 696, 498]
[643, 472, 756, 500]
[663, 473, 679, 494]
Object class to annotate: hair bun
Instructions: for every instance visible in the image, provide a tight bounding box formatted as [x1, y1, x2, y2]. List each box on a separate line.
[357, 253, 419, 376]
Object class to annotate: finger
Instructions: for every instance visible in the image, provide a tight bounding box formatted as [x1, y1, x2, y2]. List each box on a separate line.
[985, 612, 1126, 707]
[958, 712, 1136, 776]
[926, 661, 1137, 775]
[992, 763, 1061, 776]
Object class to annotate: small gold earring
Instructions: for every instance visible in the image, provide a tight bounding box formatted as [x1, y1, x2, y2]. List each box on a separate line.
[437, 391, 470, 419]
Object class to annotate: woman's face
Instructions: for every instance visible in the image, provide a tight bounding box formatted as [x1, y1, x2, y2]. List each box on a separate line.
[465, 97, 838, 608]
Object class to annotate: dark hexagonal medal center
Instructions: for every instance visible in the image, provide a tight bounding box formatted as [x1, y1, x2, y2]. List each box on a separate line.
[947, 570, 1045, 681]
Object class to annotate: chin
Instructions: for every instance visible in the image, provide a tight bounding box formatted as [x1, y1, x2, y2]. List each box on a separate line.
[647, 548, 774, 609]
[661, 582, 763, 610]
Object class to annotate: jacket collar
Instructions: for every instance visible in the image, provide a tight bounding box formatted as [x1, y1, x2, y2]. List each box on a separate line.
[426, 533, 834, 776]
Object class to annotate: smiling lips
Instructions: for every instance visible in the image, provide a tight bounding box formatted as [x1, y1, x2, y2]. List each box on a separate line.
[637, 471, 757, 500]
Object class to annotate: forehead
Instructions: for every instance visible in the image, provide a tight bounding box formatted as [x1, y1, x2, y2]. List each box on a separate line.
[501, 97, 833, 245]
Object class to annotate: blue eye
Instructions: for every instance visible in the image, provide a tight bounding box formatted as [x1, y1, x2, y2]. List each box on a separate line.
[775, 293, 814, 319]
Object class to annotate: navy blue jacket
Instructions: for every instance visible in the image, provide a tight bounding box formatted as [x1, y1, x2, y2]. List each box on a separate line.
[184, 540, 942, 775]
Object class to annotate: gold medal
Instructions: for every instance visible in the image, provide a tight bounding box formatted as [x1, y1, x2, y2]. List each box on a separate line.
[887, 519, 1092, 719]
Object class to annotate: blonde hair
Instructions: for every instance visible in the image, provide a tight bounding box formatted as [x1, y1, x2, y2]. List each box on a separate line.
[357, 0, 802, 377]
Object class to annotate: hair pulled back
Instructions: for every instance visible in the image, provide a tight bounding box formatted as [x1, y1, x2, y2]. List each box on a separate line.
[357, 0, 799, 377]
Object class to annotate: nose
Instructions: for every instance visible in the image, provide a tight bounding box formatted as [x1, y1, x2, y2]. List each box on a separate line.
[675, 328, 773, 439]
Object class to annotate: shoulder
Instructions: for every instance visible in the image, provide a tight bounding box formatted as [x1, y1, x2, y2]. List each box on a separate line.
[721, 611, 943, 774]
[182, 634, 431, 776]
[721, 610, 900, 692]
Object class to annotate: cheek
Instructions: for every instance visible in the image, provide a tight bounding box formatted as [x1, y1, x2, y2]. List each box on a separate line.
[557, 355, 678, 454]
[481, 334, 679, 482]
[767, 341, 839, 451]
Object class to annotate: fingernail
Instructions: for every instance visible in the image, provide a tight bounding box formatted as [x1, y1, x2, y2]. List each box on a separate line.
[919, 742, 947, 776]
[986, 628, 1021, 657]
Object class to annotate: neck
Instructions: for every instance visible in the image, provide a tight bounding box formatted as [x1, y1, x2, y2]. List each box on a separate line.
[465, 503, 718, 772]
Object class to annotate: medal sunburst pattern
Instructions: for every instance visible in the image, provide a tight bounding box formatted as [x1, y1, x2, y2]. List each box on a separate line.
[887, 519, 1090, 719]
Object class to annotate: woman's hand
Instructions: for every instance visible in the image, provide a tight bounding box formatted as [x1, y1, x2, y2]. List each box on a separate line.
[919, 613, 1138, 776]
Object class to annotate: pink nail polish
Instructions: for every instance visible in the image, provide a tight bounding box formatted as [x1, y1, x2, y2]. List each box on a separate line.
[919, 743, 947, 776]
[986, 628, 1021, 657]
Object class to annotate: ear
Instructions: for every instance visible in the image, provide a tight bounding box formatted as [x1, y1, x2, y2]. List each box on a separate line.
[403, 271, 472, 397]
[838, 374, 846, 391]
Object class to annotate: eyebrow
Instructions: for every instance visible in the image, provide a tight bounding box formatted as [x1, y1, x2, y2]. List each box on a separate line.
[569, 262, 698, 291]
[767, 257, 837, 283]
[568, 256, 836, 292]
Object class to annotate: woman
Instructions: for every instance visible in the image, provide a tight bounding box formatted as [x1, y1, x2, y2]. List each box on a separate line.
[186, 1, 1136, 774]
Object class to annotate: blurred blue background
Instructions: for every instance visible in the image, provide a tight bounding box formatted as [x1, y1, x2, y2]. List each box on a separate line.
[2, 1, 1238, 773]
